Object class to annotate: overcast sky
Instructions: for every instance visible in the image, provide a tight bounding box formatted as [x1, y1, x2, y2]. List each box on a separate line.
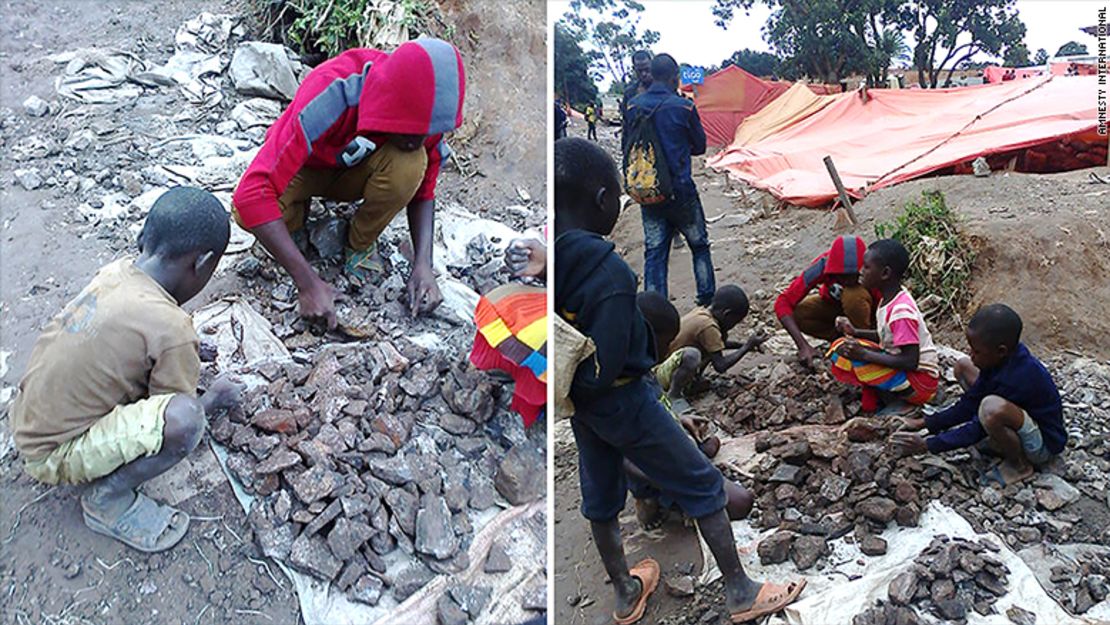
[551, 0, 1104, 87]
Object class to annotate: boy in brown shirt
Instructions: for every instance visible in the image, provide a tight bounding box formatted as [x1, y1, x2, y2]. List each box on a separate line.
[658, 285, 766, 411]
[11, 187, 241, 552]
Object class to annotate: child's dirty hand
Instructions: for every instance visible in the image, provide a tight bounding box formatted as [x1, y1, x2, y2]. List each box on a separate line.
[797, 342, 819, 367]
[835, 316, 855, 336]
[744, 331, 768, 351]
[836, 338, 865, 360]
[680, 415, 710, 440]
[891, 432, 928, 457]
[899, 416, 926, 432]
[505, 238, 546, 278]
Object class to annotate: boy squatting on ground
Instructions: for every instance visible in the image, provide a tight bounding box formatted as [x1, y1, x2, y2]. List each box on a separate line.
[775, 235, 877, 367]
[554, 137, 805, 625]
[655, 285, 767, 413]
[630, 291, 755, 531]
[891, 304, 1067, 488]
[828, 239, 940, 416]
[10, 187, 243, 552]
[232, 38, 466, 329]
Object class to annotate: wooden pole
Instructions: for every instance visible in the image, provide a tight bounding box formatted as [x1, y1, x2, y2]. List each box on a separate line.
[823, 155, 859, 227]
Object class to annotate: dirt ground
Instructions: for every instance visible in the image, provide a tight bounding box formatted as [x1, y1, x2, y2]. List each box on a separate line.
[554, 118, 1110, 624]
[0, 1, 545, 624]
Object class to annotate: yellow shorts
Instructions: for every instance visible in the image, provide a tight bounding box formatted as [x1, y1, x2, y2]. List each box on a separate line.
[652, 349, 688, 393]
[24, 394, 173, 485]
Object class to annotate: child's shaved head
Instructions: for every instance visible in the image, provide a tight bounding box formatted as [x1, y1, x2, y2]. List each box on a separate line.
[712, 285, 749, 318]
[637, 291, 679, 360]
[139, 187, 230, 259]
[969, 304, 1023, 350]
[554, 138, 621, 235]
[867, 239, 910, 280]
[638, 291, 679, 339]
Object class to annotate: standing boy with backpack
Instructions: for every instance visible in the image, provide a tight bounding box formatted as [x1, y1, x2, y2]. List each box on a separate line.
[624, 54, 715, 306]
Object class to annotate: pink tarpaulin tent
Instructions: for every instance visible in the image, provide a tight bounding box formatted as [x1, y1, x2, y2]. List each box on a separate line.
[707, 76, 1102, 208]
[679, 65, 835, 147]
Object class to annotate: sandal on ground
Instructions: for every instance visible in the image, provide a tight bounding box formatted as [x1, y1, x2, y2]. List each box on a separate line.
[82, 492, 190, 553]
[344, 244, 384, 280]
[613, 558, 660, 625]
[730, 579, 807, 623]
[978, 464, 1033, 489]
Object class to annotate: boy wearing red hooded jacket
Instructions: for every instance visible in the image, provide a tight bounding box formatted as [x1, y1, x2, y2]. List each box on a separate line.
[232, 38, 465, 328]
[774, 236, 877, 366]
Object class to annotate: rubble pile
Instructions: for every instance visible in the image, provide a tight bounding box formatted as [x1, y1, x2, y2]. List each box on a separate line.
[853, 535, 1012, 623]
[722, 348, 1110, 612]
[202, 226, 544, 611]
[749, 417, 927, 571]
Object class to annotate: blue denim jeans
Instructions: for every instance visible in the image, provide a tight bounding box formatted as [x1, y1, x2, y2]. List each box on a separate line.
[571, 379, 726, 521]
[641, 193, 716, 305]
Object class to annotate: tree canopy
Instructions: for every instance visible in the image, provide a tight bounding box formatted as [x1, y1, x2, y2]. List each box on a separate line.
[1055, 41, 1088, 57]
[712, 0, 1026, 87]
[719, 48, 780, 77]
[555, 22, 600, 107]
[561, 0, 660, 87]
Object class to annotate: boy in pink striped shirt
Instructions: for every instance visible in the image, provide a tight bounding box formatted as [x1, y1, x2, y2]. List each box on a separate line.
[829, 239, 940, 415]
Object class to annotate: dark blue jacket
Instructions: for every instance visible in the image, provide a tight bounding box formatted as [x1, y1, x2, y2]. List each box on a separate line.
[626, 83, 707, 202]
[554, 229, 656, 408]
[925, 343, 1066, 454]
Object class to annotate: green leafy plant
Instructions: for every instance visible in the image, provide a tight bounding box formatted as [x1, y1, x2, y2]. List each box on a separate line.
[874, 190, 977, 322]
[256, 0, 440, 58]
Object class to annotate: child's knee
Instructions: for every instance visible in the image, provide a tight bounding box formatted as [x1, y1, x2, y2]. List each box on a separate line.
[977, 395, 1010, 430]
[724, 481, 753, 520]
[699, 435, 721, 459]
[679, 347, 701, 372]
[162, 394, 205, 454]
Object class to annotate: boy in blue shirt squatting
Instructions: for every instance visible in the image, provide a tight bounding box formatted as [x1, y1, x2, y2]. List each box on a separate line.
[893, 304, 1066, 488]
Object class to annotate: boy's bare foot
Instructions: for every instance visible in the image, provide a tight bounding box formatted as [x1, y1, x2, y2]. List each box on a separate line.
[634, 498, 666, 531]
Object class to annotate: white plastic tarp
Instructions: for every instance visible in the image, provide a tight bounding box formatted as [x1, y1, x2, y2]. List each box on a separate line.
[698, 428, 1104, 625]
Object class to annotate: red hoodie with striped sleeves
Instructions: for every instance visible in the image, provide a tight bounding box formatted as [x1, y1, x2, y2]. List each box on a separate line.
[773, 235, 869, 320]
[232, 39, 466, 229]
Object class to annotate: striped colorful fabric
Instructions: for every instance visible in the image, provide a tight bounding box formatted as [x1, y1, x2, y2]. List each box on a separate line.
[470, 284, 547, 426]
[827, 337, 938, 405]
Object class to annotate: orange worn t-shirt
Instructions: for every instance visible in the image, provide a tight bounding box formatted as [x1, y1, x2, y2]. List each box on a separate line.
[668, 307, 726, 356]
[11, 259, 200, 460]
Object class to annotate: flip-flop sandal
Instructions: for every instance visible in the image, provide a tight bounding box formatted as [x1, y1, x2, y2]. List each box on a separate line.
[613, 558, 660, 625]
[82, 492, 190, 553]
[978, 464, 1033, 489]
[729, 579, 807, 623]
[344, 244, 384, 280]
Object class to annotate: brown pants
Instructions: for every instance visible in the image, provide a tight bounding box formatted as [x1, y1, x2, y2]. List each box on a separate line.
[793, 285, 875, 341]
[234, 142, 428, 251]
